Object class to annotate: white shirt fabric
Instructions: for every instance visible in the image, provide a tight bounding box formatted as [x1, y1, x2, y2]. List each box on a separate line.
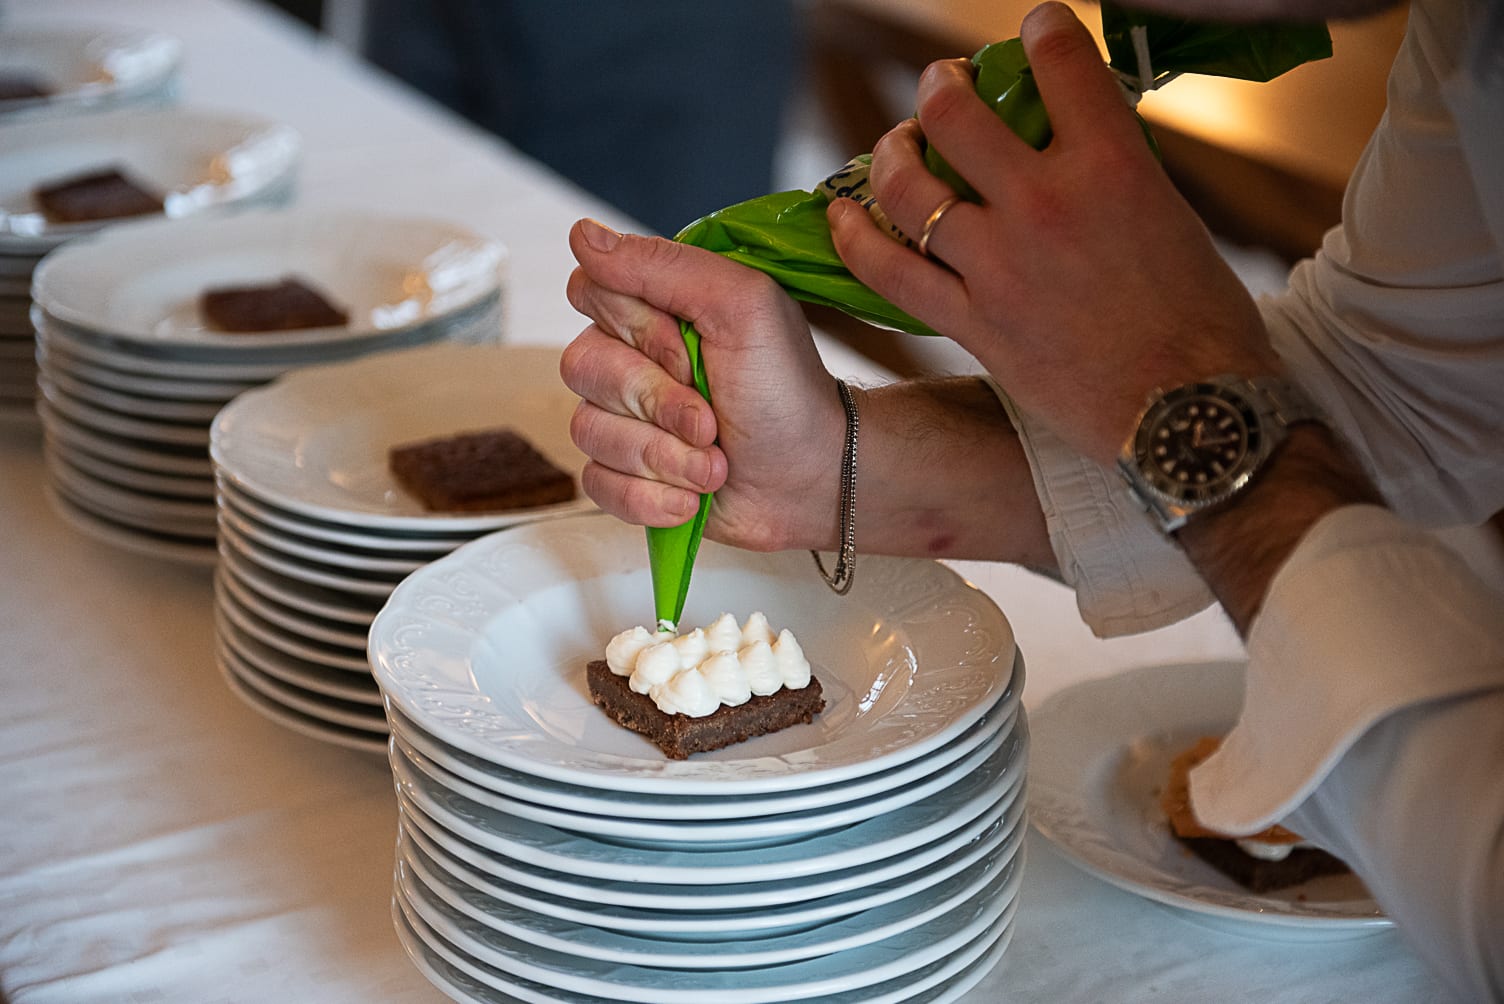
[1007, 0, 1504, 997]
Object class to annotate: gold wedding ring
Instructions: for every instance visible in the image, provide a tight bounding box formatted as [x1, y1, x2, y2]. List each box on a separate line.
[917, 194, 963, 258]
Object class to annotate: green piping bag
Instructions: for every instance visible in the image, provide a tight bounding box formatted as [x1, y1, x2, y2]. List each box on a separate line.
[646, 320, 711, 631]
[647, 4, 1330, 628]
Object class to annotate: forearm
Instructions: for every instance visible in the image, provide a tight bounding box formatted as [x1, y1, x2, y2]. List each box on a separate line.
[1177, 425, 1382, 635]
[844, 377, 1055, 570]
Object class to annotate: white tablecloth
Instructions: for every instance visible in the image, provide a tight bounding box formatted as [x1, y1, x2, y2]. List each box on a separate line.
[0, 1, 1456, 1000]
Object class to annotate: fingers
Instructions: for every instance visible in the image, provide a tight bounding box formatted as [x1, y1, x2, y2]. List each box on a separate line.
[567, 218, 782, 346]
[908, 60, 1033, 208]
[579, 458, 707, 529]
[566, 267, 694, 386]
[559, 326, 714, 447]
[570, 399, 725, 497]
[1019, 2, 1143, 151]
[864, 116, 991, 264]
[826, 198, 971, 335]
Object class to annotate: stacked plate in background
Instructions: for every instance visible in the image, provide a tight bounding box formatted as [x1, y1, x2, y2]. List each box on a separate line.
[32, 209, 509, 563]
[210, 342, 593, 749]
[0, 25, 183, 123]
[0, 103, 299, 420]
[368, 514, 1028, 1002]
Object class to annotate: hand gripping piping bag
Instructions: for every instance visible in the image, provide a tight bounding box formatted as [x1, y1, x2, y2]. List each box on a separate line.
[647, 3, 1332, 631]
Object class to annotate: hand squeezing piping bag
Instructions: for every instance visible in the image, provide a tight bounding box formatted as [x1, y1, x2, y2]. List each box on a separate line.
[647, 4, 1331, 628]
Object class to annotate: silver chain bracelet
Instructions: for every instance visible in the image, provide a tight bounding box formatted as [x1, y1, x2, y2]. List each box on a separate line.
[812, 378, 859, 595]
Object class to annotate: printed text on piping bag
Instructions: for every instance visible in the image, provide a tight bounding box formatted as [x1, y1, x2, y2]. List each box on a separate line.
[647, 3, 1330, 629]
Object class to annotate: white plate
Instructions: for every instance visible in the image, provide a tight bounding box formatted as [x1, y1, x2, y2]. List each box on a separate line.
[217, 502, 431, 575]
[34, 209, 505, 348]
[218, 518, 399, 597]
[37, 398, 214, 476]
[0, 105, 299, 250]
[52, 444, 215, 499]
[47, 452, 217, 524]
[402, 792, 1024, 942]
[393, 718, 1025, 887]
[217, 608, 379, 698]
[218, 476, 472, 553]
[398, 828, 1021, 970]
[1028, 660, 1391, 938]
[216, 651, 386, 754]
[48, 464, 217, 539]
[215, 629, 386, 733]
[384, 655, 1021, 822]
[216, 625, 381, 706]
[40, 376, 210, 446]
[370, 513, 1016, 794]
[35, 290, 501, 372]
[41, 364, 224, 422]
[212, 342, 592, 531]
[38, 338, 258, 399]
[216, 563, 371, 649]
[43, 482, 216, 566]
[397, 771, 1020, 914]
[0, 27, 181, 120]
[390, 846, 1018, 1004]
[215, 578, 370, 671]
[394, 717, 1020, 851]
[391, 884, 1015, 1004]
[216, 541, 383, 625]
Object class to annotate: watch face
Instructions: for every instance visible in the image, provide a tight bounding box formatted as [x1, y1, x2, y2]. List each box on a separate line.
[1133, 383, 1265, 504]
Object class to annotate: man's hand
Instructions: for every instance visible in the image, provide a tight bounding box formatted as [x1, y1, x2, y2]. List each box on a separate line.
[828, 1, 1283, 464]
[562, 218, 848, 553]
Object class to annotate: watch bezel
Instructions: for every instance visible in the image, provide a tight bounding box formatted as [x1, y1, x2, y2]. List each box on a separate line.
[1128, 380, 1267, 511]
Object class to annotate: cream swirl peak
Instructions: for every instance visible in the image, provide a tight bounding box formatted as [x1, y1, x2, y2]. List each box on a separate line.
[604, 613, 812, 718]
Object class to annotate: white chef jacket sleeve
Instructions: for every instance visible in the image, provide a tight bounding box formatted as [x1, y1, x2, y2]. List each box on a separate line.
[1189, 504, 1504, 1001]
[996, 0, 1504, 639]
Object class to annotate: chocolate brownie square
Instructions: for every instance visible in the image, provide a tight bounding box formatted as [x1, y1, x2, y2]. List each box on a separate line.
[0, 73, 53, 102]
[200, 277, 349, 333]
[587, 659, 825, 760]
[34, 166, 164, 223]
[1175, 836, 1353, 893]
[388, 427, 576, 513]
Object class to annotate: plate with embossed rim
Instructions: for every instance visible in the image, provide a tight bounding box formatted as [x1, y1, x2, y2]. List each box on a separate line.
[397, 821, 1022, 969]
[398, 793, 1024, 941]
[1028, 660, 1391, 939]
[382, 655, 1020, 822]
[391, 717, 1026, 887]
[391, 875, 1018, 1004]
[34, 208, 506, 349]
[0, 27, 182, 121]
[391, 843, 1020, 1004]
[368, 512, 1017, 795]
[391, 718, 1023, 851]
[395, 765, 1023, 912]
[0, 105, 299, 253]
[212, 342, 594, 532]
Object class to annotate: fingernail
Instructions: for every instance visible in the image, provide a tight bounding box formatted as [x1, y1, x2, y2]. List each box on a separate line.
[827, 199, 854, 226]
[685, 449, 712, 490]
[675, 402, 701, 443]
[669, 490, 697, 519]
[580, 218, 621, 252]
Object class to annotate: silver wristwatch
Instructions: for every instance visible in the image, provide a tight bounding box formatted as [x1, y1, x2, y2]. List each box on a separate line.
[1117, 374, 1321, 535]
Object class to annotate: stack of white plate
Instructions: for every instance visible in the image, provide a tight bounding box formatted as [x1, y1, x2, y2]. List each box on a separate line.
[32, 209, 509, 563]
[0, 25, 183, 123]
[0, 103, 299, 420]
[368, 514, 1029, 1003]
[210, 342, 593, 750]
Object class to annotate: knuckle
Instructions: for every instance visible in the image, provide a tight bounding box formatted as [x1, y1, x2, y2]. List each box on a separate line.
[567, 400, 599, 452]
